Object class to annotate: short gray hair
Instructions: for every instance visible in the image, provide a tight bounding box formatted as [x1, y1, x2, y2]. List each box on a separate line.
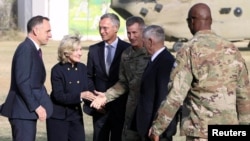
[100, 13, 120, 28]
[57, 34, 82, 63]
[143, 25, 165, 42]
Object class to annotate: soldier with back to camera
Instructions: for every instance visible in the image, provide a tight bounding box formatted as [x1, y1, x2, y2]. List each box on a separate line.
[149, 3, 250, 141]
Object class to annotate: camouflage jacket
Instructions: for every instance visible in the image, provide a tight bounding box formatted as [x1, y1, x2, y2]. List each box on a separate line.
[106, 46, 149, 124]
[151, 30, 250, 138]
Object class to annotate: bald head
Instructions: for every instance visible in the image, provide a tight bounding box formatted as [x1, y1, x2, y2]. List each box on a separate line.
[187, 3, 212, 35]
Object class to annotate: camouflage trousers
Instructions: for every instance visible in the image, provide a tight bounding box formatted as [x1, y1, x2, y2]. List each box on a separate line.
[186, 136, 207, 141]
[122, 100, 141, 141]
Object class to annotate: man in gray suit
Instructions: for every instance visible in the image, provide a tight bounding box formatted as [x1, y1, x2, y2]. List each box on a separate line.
[0, 15, 53, 141]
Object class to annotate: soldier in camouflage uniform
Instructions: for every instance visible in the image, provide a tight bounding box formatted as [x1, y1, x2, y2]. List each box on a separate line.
[91, 16, 149, 141]
[149, 3, 250, 141]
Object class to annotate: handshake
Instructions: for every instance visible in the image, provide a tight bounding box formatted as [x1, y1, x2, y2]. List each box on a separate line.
[80, 90, 107, 110]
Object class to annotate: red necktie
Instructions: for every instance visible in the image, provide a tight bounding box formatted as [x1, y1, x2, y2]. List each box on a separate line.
[38, 48, 42, 59]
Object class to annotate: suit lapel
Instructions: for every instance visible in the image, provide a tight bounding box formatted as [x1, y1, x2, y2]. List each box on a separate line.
[142, 59, 155, 81]
[142, 49, 167, 81]
[98, 42, 107, 75]
[27, 38, 46, 81]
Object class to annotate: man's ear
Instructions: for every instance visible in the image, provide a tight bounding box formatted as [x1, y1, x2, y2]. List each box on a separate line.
[32, 27, 39, 36]
[149, 38, 153, 48]
[114, 26, 119, 33]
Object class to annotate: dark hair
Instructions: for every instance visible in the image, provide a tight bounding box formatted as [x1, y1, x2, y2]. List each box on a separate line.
[126, 16, 145, 29]
[27, 15, 50, 33]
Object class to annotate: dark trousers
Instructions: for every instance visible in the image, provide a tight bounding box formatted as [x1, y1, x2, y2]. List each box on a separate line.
[141, 135, 172, 141]
[93, 111, 124, 141]
[122, 128, 141, 141]
[9, 118, 37, 141]
[46, 118, 85, 141]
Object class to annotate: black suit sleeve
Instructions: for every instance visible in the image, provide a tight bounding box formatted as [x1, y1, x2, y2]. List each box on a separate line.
[86, 47, 96, 91]
[154, 58, 174, 112]
[15, 44, 40, 112]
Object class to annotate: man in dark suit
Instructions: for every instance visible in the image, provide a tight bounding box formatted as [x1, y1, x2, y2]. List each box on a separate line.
[90, 16, 149, 141]
[0, 15, 53, 141]
[84, 13, 130, 141]
[136, 25, 178, 141]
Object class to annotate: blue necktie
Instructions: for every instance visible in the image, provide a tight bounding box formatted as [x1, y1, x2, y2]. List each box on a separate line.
[106, 45, 112, 74]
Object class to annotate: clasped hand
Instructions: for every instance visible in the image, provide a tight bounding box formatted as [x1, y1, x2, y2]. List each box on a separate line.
[90, 90, 107, 109]
[80, 91, 96, 101]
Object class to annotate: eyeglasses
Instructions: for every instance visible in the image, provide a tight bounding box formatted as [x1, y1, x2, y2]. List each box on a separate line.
[99, 27, 110, 31]
[186, 16, 197, 22]
[186, 16, 208, 22]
